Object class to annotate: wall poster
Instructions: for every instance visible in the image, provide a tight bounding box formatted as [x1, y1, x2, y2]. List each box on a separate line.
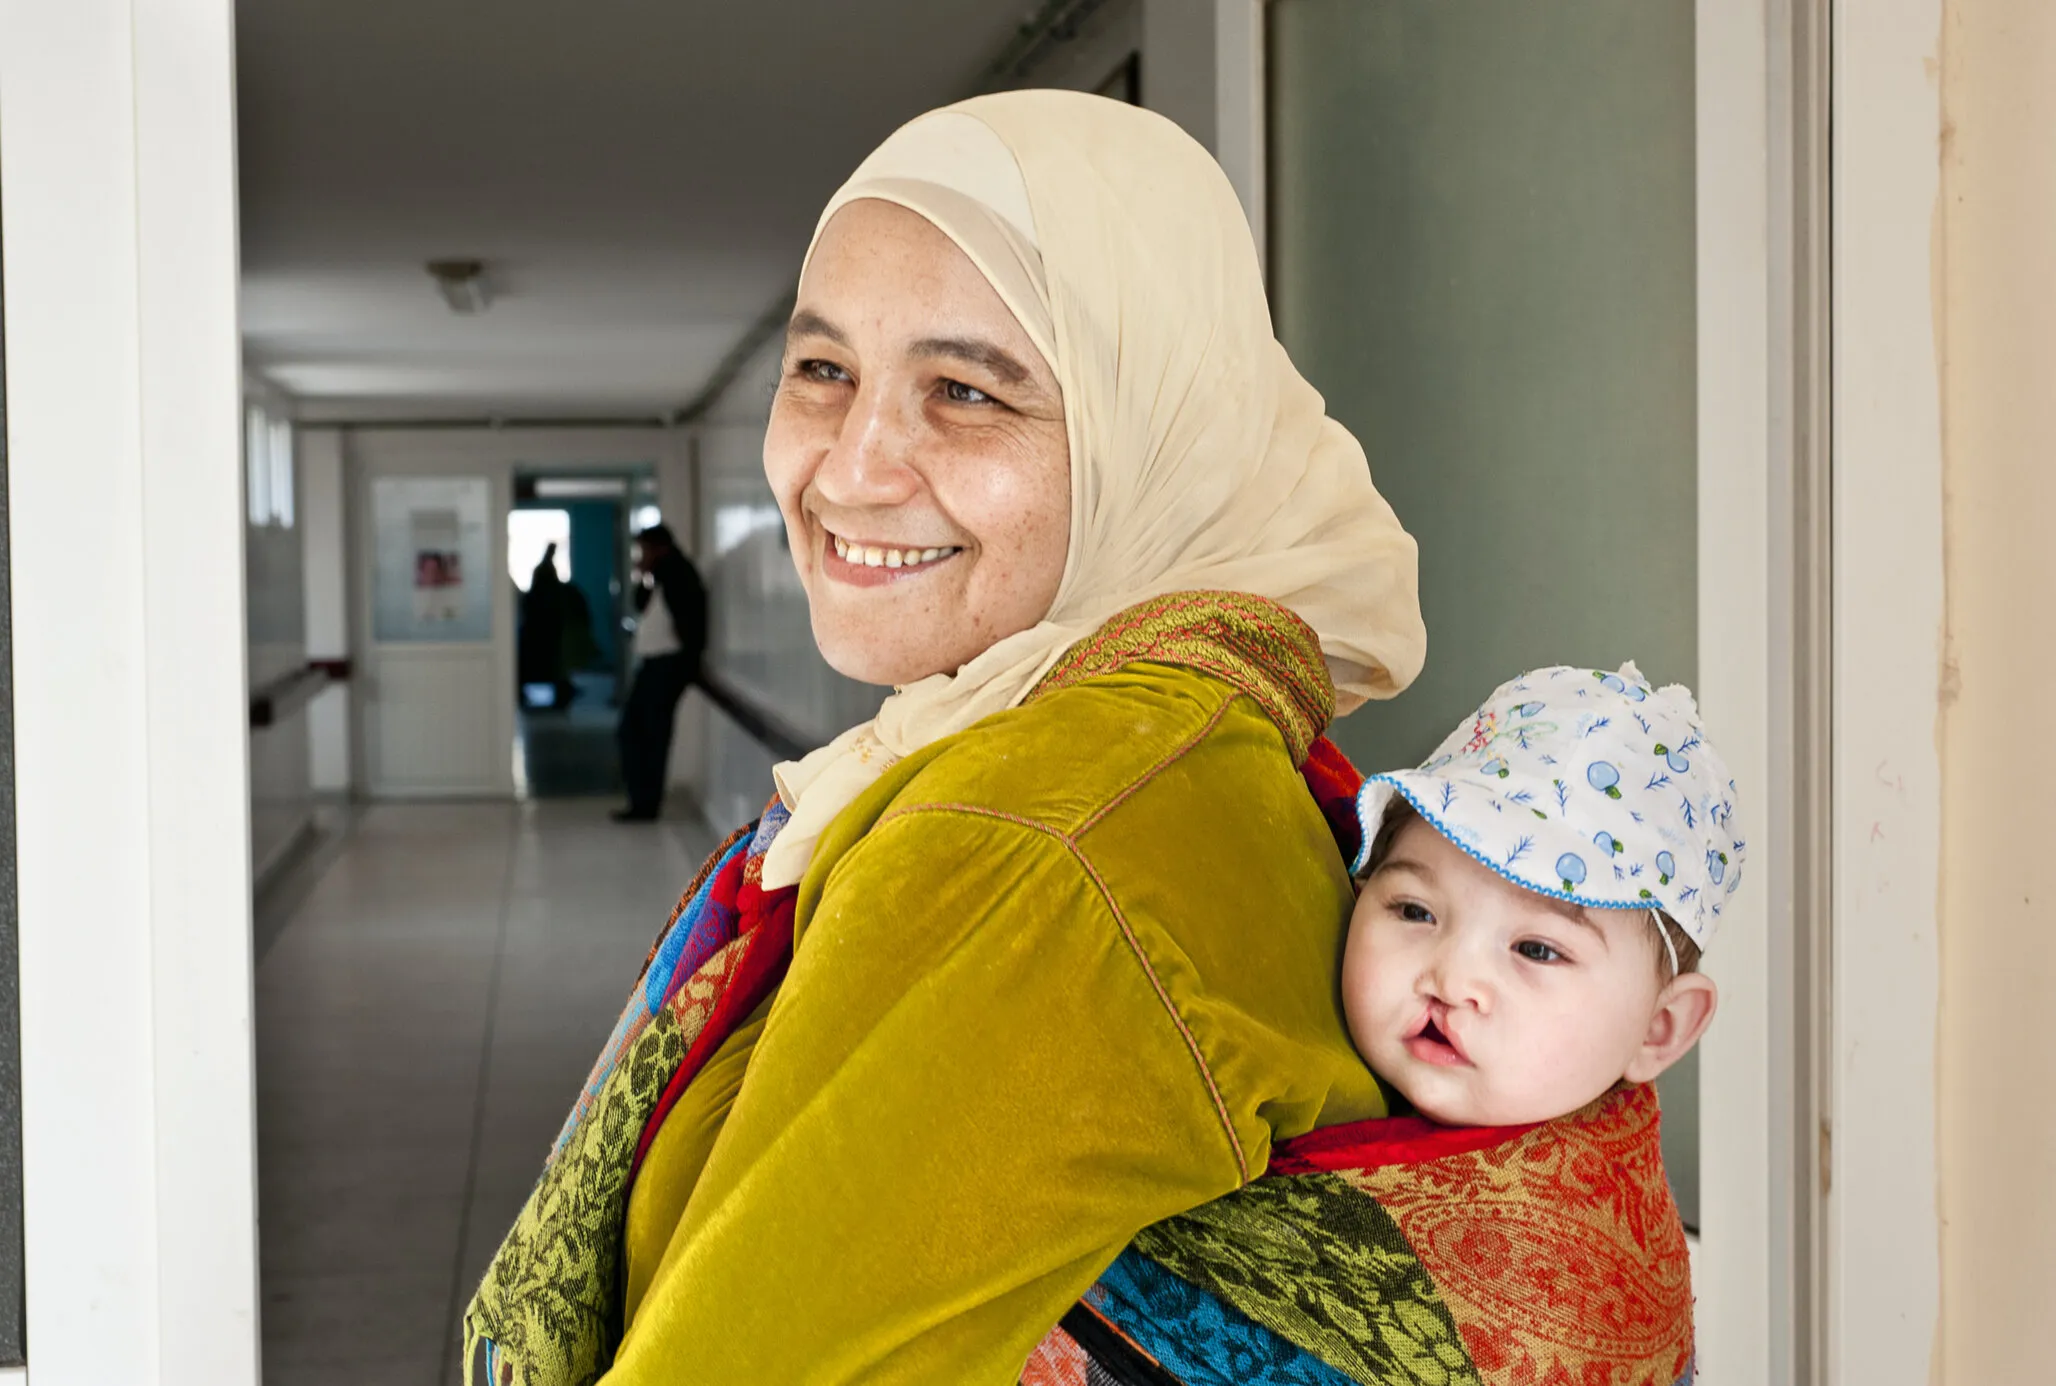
[372, 476, 493, 643]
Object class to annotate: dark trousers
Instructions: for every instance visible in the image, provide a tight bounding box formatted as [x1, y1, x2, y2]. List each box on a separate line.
[618, 653, 694, 815]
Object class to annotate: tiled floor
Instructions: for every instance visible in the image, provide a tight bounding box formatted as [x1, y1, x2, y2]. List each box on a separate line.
[255, 799, 719, 1385]
[516, 671, 625, 799]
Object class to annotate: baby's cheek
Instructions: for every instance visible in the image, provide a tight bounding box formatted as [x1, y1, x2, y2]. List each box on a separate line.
[1337, 948, 1384, 1061]
[1500, 1014, 1631, 1119]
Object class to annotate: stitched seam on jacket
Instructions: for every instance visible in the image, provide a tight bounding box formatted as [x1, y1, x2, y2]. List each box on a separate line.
[1073, 691, 1237, 840]
[871, 801, 1252, 1187]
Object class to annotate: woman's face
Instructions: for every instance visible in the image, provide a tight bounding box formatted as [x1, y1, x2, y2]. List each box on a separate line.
[765, 198, 1071, 686]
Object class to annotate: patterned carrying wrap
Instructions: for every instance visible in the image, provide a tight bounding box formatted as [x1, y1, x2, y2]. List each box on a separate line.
[1020, 1085, 1693, 1386]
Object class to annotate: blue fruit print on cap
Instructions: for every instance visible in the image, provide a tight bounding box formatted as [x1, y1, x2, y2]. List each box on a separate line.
[1514, 701, 1545, 718]
[1594, 830, 1624, 856]
[1596, 672, 1626, 694]
[1557, 853, 1588, 892]
[1587, 761, 1623, 799]
[1706, 848, 1728, 885]
[1656, 742, 1690, 774]
[1656, 850, 1676, 885]
[1481, 757, 1510, 779]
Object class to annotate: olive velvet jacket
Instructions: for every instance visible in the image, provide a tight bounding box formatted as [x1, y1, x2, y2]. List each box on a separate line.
[599, 599, 1388, 1383]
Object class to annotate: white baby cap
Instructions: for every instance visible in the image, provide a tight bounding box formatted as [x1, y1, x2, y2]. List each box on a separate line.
[1352, 663, 1746, 950]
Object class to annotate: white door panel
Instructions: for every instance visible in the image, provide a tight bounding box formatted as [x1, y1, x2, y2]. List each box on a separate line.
[350, 446, 515, 798]
[366, 647, 503, 794]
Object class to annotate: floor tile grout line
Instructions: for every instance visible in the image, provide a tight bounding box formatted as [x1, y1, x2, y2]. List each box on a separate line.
[437, 804, 522, 1386]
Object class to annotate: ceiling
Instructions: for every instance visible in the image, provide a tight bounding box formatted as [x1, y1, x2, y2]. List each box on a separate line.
[235, 0, 1040, 422]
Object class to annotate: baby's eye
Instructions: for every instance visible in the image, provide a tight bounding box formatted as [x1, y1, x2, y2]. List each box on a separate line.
[940, 379, 994, 405]
[1393, 901, 1435, 925]
[1514, 939, 1565, 964]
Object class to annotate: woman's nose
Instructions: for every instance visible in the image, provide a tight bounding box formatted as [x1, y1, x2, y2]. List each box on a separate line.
[812, 382, 921, 509]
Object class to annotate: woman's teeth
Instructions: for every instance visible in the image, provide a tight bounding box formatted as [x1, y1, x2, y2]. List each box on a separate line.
[831, 535, 961, 570]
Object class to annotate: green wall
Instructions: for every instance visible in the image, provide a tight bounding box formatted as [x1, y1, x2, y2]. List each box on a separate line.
[1273, 0, 1698, 772]
[1270, 0, 1701, 1224]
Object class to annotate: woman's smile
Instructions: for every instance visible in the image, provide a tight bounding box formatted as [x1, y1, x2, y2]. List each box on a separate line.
[822, 527, 966, 586]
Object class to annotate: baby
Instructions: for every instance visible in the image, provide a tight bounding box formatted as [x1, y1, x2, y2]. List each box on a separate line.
[1342, 662, 1740, 1128]
[1032, 665, 1742, 1384]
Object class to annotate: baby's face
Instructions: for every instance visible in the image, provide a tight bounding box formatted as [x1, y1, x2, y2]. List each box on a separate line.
[1342, 817, 1707, 1128]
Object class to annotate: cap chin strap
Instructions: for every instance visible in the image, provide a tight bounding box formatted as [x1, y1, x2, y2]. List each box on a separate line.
[1651, 908, 1680, 979]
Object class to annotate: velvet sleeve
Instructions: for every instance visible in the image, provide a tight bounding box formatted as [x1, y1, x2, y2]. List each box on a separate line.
[599, 808, 1258, 1385]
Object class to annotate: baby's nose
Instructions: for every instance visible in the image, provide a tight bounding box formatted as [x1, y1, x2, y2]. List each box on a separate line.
[1423, 943, 1493, 1013]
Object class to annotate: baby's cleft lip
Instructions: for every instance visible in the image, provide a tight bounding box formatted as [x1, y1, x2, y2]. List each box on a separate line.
[1403, 1003, 1473, 1066]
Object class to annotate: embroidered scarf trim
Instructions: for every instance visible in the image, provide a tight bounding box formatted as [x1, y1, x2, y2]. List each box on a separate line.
[1032, 590, 1334, 765]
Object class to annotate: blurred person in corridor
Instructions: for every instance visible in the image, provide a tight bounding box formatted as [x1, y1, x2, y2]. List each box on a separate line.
[613, 523, 707, 821]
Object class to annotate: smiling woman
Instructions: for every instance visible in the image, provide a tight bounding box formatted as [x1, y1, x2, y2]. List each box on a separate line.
[768, 201, 1071, 687]
[464, 91, 1425, 1386]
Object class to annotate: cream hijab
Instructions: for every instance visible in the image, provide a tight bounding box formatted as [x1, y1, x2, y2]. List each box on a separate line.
[760, 91, 1425, 889]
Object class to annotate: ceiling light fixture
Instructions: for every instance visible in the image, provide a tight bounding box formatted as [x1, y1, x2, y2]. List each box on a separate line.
[426, 258, 492, 315]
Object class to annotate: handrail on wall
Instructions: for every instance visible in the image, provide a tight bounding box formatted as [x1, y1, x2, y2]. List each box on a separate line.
[249, 659, 350, 730]
[696, 667, 820, 763]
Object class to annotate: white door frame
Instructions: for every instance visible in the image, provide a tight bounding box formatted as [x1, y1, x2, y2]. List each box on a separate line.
[1, 2, 260, 1383]
[1693, 2, 1949, 1380]
[1692, 1, 1779, 1377]
[1823, 1, 1944, 1380]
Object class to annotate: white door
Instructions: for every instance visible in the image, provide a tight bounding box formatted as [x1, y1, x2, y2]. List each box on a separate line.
[352, 440, 516, 797]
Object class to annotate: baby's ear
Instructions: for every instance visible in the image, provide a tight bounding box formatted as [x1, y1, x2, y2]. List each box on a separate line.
[1623, 974, 1719, 1085]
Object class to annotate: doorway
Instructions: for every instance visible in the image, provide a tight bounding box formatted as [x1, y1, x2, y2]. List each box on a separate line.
[509, 468, 660, 798]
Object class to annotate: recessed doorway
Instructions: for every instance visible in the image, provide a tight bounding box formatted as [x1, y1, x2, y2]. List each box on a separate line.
[509, 468, 660, 799]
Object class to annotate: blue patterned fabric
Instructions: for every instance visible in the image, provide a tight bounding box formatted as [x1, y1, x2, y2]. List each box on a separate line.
[1086, 1251, 1360, 1386]
[641, 835, 750, 1013]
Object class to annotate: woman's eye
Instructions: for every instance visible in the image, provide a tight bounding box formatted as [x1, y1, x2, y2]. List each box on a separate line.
[1514, 940, 1565, 964]
[940, 379, 994, 405]
[796, 359, 851, 384]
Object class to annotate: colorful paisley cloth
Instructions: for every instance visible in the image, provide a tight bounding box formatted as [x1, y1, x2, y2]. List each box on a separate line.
[1020, 1085, 1694, 1386]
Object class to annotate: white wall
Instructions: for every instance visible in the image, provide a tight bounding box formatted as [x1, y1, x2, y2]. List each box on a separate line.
[243, 390, 313, 880]
[301, 426, 353, 793]
[1, 1, 260, 1379]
